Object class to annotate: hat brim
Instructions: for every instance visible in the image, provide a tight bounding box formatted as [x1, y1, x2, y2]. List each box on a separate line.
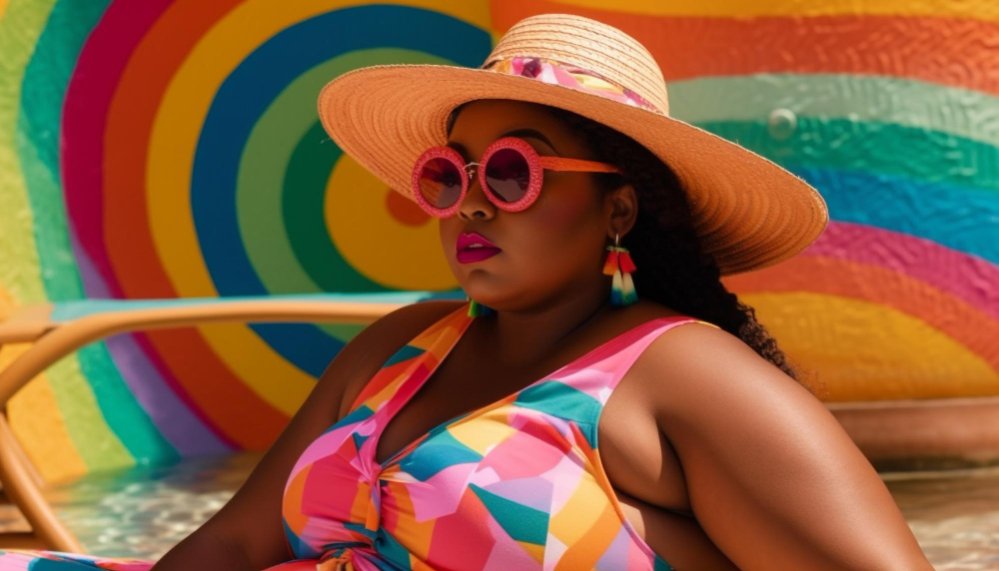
[318, 63, 829, 275]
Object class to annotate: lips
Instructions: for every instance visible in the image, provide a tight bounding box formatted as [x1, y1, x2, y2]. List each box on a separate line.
[457, 232, 498, 250]
[456, 231, 501, 263]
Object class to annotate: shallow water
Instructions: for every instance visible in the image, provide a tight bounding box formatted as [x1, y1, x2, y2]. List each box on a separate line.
[884, 466, 999, 570]
[2, 457, 997, 567]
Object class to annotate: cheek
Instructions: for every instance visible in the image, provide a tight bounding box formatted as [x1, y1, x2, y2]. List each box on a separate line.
[524, 190, 605, 257]
[549, 184, 604, 235]
[544, 195, 593, 231]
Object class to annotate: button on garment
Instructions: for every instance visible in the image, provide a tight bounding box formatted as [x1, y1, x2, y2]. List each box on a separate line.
[275, 303, 717, 570]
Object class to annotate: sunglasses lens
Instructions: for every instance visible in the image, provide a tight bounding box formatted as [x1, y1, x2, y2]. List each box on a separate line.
[417, 157, 463, 209]
[484, 147, 530, 204]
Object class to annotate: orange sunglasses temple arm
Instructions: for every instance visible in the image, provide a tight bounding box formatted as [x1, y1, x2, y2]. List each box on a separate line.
[538, 156, 621, 174]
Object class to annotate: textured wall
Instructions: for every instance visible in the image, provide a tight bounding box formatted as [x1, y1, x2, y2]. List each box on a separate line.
[0, 0, 996, 482]
[493, 1, 999, 403]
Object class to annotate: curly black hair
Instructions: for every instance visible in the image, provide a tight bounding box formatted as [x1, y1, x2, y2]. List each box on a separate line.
[447, 101, 811, 389]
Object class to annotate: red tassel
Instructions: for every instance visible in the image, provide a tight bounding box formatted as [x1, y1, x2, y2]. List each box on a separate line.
[618, 251, 636, 274]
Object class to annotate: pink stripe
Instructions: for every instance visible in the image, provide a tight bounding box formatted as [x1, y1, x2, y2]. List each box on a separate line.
[806, 221, 999, 320]
[61, 0, 172, 299]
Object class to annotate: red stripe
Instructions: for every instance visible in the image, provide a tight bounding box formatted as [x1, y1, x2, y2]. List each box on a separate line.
[493, 1, 999, 94]
[106, 0, 289, 448]
[142, 328, 290, 449]
[62, 0, 171, 298]
[64, 0, 291, 448]
[102, 0, 237, 299]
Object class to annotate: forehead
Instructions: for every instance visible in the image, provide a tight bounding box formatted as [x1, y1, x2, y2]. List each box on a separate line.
[447, 99, 586, 155]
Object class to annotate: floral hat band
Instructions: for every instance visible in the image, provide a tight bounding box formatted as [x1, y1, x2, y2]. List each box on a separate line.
[483, 56, 662, 115]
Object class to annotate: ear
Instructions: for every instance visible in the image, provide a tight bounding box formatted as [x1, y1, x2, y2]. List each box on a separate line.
[605, 183, 638, 239]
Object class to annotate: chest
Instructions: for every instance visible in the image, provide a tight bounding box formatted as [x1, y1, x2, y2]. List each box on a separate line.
[374, 348, 690, 514]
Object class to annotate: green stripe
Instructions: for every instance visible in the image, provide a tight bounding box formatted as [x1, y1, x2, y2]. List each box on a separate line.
[238, 48, 449, 295]
[0, 0, 54, 304]
[671, 73, 999, 148]
[699, 117, 999, 192]
[283, 121, 387, 293]
[17, 0, 102, 301]
[46, 347, 132, 473]
[77, 342, 180, 467]
[239, 48, 453, 336]
[15, 0, 139, 473]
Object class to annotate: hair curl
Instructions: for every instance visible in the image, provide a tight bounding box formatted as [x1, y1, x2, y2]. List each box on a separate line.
[447, 101, 810, 389]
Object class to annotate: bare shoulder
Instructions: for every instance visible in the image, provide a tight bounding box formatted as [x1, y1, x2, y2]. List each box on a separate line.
[638, 319, 819, 412]
[632, 321, 931, 568]
[335, 299, 465, 418]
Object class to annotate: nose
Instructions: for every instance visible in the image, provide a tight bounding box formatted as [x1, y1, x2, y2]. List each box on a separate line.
[458, 168, 496, 221]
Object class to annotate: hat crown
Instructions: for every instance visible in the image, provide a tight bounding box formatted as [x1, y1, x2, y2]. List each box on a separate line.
[482, 13, 670, 115]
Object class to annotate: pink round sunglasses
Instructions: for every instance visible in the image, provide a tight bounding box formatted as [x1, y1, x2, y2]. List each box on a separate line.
[411, 136, 622, 218]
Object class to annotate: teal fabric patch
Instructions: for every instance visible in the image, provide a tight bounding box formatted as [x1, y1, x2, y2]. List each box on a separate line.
[374, 528, 413, 570]
[515, 381, 602, 447]
[653, 554, 675, 570]
[398, 427, 482, 481]
[327, 405, 373, 433]
[469, 483, 549, 545]
[383, 344, 425, 368]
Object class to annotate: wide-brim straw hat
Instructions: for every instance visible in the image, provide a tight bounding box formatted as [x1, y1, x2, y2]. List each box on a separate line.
[318, 13, 828, 275]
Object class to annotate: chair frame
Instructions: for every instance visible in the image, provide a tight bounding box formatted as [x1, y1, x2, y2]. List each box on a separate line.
[0, 296, 403, 551]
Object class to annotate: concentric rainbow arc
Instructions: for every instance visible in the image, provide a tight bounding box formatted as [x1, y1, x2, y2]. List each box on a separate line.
[0, 0, 995, 482]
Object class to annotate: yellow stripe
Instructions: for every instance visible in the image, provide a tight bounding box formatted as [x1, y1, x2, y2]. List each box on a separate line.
[147, 0, 489, 414]
[549, 0, 999, 21]
[46, 352, 133, 471]
[0, 0, 52, 306]
[327, 154, 457, 290]
[742, 292, 999, 401]
[4, 345, 90, 484]
[0, 283, 14, 322]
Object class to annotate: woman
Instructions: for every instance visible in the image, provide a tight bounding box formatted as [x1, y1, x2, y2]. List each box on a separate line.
[1, 12, 930, 571]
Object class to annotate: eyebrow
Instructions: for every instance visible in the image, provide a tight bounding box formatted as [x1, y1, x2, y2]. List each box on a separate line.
[447, 128, 560, 157]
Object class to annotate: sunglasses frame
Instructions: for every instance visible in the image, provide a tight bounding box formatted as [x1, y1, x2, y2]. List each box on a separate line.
[411, 136, 622, 218]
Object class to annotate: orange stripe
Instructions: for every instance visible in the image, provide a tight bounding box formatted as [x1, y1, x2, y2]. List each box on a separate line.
[104, 1, 237, 298]
[554, 500, 619, 570]
[350, 358, 417, 411]
[140, 328, 288, 448]
[102, 0, 287, 448]
[493, 1, 999, 94]
[722, 255, 999, 371]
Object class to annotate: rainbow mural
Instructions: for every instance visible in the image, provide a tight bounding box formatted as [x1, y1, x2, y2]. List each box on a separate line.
[0, 0, 996, 483]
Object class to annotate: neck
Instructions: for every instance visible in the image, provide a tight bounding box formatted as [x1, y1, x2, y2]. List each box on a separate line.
[474, 280, 612, 368]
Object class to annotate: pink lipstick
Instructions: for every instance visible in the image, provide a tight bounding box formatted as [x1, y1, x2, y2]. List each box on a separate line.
[456, 232, 501, 263]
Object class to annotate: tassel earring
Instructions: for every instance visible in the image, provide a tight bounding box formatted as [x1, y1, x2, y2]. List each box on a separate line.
[603, 233, 638, 306]
[467, 298, 496, 317]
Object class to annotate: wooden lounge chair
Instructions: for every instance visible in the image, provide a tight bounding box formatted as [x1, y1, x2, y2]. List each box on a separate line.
[0, 292, 438, 557]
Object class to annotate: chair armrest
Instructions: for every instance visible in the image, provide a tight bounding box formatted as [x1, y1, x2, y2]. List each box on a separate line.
[0, 292, 446, 407]
[0, 305, 56, 345]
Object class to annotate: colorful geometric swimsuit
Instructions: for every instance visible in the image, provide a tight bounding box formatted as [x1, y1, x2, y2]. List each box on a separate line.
[272, 303, 713, 570]
[0, 303, 714, 571]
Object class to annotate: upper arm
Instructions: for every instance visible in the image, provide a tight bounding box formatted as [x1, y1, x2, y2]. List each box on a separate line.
[158, 300, 462, 569]
[646, 323, 930, 570]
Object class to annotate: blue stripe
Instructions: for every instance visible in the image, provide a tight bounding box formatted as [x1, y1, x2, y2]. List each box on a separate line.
[790, 166, 999, 264]
[191, 5, 490, 376]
